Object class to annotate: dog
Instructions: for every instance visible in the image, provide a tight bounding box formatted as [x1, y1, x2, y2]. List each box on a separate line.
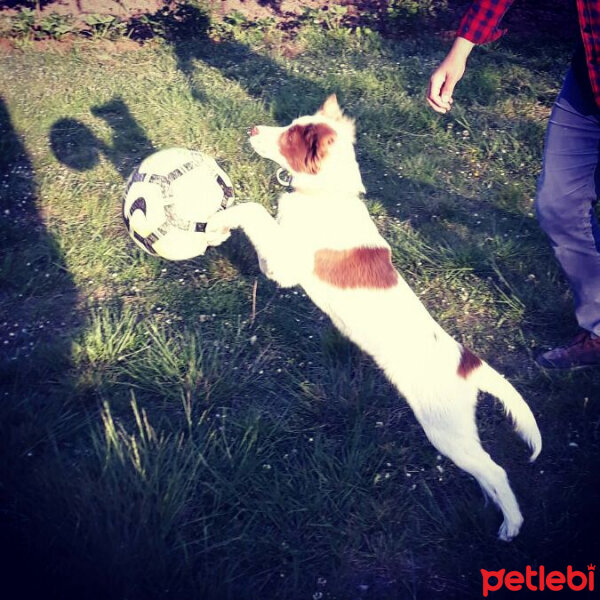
[206, 95, 542, 540]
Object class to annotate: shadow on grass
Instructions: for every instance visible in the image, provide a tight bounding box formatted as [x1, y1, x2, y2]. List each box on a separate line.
[162, 7, 600, 595]
[49, 90, 264, 284]
[42, 7, 600, 598]
[50, 97, 155, 178]
[0, 98, 92, 599]
[160, 6, 565, 343]
[48, 5, 550, 326]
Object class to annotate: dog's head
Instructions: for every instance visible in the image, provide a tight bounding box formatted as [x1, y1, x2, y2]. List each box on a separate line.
[249, 95, 365, 194]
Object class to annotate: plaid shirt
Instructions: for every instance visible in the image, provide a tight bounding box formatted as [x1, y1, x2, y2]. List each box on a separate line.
[457, 0, 600, 108]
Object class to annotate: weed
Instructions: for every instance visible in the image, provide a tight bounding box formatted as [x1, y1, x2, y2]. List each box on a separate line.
[9, 8, 36, 39]
[5, 7, 77, 41]
[387, 0, 448, 19]
[84, 14, 128, 40]
[38, 12, 76, 40]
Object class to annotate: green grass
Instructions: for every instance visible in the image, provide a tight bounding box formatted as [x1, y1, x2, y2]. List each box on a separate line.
[1, 7, 599, 600]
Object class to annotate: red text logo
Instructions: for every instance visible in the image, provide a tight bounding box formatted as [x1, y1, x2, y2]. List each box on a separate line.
[481, 565, 595, 596]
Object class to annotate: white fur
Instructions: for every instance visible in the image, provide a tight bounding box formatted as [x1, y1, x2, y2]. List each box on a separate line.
[207, 96, 542, 541]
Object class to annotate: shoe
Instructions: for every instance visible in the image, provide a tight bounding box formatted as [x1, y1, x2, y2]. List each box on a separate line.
[536, 329, 600, 369]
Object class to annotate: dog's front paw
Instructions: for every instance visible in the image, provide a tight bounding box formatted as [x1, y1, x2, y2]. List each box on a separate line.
[205, 210, 233, 247]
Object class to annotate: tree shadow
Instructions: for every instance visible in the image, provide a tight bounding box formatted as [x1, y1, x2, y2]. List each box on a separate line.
[174, 9, 535, 218]
[1, 0, 55, 8]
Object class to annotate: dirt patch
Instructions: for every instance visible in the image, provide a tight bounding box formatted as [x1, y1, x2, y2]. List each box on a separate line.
[3, 0, 164, 23]
[2, 0, 342, 28]
[0, 1, 579, 48]
[0, 0, 391, 48]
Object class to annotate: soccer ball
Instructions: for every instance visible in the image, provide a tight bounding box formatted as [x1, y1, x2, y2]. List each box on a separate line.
[123, 148, 234, 261]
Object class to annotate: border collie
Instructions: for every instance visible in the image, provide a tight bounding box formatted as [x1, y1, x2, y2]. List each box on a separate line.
[206, 95, 542, 540]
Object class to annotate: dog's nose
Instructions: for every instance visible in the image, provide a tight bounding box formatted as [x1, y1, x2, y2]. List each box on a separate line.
[248, 126, 259, 137]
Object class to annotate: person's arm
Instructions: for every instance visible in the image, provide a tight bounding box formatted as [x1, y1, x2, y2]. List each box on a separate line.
[427, 37, 474, 114]
[426, 0, 515, 114]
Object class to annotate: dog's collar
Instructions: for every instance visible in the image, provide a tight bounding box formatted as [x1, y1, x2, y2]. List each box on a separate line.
[276, 168, 294, 190]
[275, 168, 365, 197]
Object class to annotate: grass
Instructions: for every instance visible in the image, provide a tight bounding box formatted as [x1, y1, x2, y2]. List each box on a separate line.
[1, 5, 599, 599]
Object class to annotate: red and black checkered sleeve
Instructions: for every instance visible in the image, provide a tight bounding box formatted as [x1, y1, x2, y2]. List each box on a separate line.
[457, 0, 516, 44]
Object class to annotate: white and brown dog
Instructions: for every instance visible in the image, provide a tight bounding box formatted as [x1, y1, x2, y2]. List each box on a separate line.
[206, 95, 542, 540]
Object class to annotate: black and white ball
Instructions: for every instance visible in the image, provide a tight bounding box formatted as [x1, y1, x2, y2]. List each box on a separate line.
[123, 148, 234, 261]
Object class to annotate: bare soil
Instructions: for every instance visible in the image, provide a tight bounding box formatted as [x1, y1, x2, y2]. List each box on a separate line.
[1, 0, 372, 27]
[0, 0, 579, 43]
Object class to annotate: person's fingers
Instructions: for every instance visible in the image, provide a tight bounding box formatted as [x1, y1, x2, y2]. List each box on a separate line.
[427, 71, 451, 112]
[440, 75, 459, 107]
[426, 97, 448, 114]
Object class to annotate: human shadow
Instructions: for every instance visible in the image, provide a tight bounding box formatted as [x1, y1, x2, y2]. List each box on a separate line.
[48, 92, 262, 278]
[0, 98, 87, 598]
[50, 97, 156, 179]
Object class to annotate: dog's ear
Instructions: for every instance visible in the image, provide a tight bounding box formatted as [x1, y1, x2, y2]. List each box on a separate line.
[303, 122, 337, 174]
[318, 94, 356, 141]
[318, 94, 344, 121]
[280, 123, 336, 174]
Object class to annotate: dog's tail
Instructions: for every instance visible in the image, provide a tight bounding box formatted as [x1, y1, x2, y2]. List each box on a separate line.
[466, 357, 542, 462]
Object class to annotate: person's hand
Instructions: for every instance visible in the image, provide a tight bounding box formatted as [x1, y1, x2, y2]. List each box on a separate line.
[427, 37, 474, 114]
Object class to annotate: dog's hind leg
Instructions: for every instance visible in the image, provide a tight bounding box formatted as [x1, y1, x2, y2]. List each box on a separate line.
[411, 389, 524, 541]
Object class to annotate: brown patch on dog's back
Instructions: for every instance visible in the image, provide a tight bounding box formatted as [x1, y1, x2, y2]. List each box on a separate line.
[279, 123, 336, 174]
[457, 346, 482, 378]
[314, 247, 398, 289]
